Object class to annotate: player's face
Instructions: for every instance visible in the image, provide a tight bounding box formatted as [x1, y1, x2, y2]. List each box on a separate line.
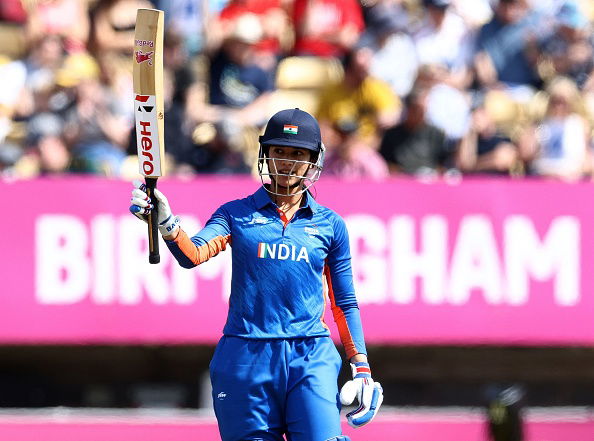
[267, 146, 312, 189]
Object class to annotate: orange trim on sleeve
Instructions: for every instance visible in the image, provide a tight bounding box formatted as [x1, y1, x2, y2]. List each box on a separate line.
[324, 264, 357, 359]
[320, 271, 329, 330]
[174, 229, 230, 265]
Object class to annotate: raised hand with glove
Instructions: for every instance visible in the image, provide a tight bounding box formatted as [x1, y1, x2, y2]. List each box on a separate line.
[129, 180, 181, 238]
[340, 361, 383, 428]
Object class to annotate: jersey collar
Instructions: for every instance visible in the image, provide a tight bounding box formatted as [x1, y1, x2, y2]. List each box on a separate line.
[253, 186, 319, 213]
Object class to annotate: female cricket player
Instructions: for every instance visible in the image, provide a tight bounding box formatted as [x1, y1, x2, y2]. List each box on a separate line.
[130, 108, 383, 441]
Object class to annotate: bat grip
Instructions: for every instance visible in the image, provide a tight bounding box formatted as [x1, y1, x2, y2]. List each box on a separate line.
[145, 177, 160, 264]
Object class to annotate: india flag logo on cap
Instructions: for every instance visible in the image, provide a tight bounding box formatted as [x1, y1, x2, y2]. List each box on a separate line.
[283, 124, 298, 134]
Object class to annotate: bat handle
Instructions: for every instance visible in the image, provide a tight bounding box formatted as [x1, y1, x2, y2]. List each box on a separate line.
[145, 177, 160, 264]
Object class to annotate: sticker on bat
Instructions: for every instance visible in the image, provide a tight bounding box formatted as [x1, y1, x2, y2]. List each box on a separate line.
[135, 50, 153, 65]
[135, 39, 154, 48]
[134, 94, 162, 177]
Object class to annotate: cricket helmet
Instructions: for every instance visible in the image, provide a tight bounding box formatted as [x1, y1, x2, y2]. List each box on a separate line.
[258, 108, 325, 196]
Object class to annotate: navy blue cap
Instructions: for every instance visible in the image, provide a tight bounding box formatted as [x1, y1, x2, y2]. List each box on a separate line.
[259, 108, 322, 152]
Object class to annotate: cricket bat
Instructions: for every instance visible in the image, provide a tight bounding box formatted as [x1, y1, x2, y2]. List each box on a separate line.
[133, 9, 165, 264]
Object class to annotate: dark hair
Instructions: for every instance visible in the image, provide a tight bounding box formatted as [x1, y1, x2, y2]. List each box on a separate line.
[405, 87, 430, 107]
[341, 49, 356, 71]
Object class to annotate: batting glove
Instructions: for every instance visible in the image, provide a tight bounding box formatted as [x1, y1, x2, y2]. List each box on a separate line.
[339, 362, 383, 428]
[129, 180, 180, 236]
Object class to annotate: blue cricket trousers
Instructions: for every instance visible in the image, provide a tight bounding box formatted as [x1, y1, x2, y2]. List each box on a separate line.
[210, 335, 344, 441]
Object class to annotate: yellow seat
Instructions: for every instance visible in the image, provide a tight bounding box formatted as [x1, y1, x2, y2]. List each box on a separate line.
[272, 56, 344, 116]
[275, 56, 343, 90]
[0, 23, 27, 60]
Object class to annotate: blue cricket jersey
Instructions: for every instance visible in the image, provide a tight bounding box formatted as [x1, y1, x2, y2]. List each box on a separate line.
[165, 186, 367, 358]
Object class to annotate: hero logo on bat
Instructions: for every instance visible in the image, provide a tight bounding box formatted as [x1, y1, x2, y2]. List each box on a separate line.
[134, 94, 161, 176]
[135, 50, 153, 65]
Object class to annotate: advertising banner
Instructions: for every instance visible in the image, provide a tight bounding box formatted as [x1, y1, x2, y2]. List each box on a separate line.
[1, 176, 592, 344]
[0, 409, 592, 441]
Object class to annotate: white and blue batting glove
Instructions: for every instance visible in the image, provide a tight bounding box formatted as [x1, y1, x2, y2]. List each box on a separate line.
[129, 180, 180, 236]
[339, 362, 383, 428]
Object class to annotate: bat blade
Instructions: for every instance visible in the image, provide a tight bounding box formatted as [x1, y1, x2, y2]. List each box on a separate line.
[133, 8, 165, 179]
[133, 8, 165, 264]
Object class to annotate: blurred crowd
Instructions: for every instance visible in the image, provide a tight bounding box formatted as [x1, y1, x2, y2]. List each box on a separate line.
[1, 0, 594, 181]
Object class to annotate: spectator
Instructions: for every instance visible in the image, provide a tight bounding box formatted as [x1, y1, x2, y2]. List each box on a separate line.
[524, 76, 591, 180]
[379, 87, 450, 176]
[88, 0, 154, 117]
[360, 0, 411, 30]
[456, 94, 519, 175]
[24, 112, 71, 175]
[292, 0, 364, 58]
[1, 35, 66, 156]
[0, 56, 27, 144]
[204, 13, 273, 121]
[19, 35, 65, 116]
[538, 0, 594, 89]
[89, 0, 154, 56]
[413, 0, 474, 89]
[316, 46, 400, 151]
[59, 53, 131, 176]
[0, 142, 24, 178]
[411, 63, 471, 144]
[323, 118, 389, 179]
[452, 0, 493, 29]
[361, 6, 419, 98]
[474, 0, 543, 99]
[163, 29, 199, 107]
[23, 0, 90, 53]
[156, 0, 210, 55]
[185, 13, 274, 172]
[7, 112, 70, 178]
[426, 81, 471, 142]
[209, 0, 290, 72]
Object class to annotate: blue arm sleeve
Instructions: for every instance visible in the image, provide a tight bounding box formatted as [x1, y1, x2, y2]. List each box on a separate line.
[166, 205, 232, 268]
[325, 214, 367, 359]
